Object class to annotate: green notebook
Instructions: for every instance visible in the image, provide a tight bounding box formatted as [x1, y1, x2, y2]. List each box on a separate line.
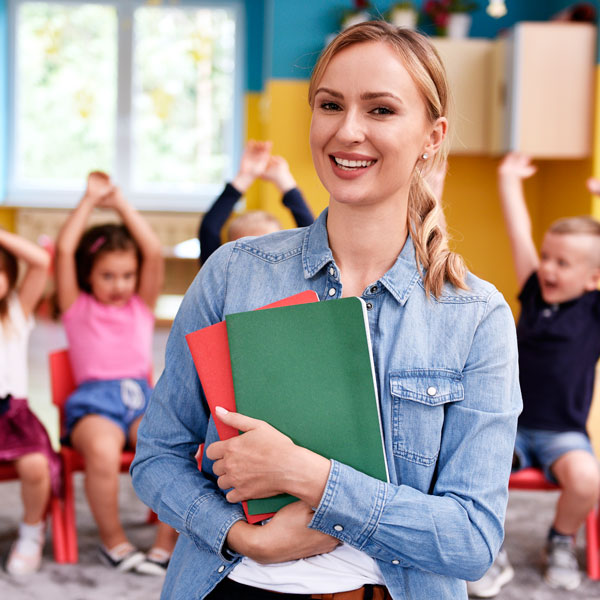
[225, 297, 388, 516]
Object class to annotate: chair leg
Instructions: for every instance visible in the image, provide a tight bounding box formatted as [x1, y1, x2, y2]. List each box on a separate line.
[62, 456, 79, 564]
[586, 506, 600, 580]
[49, 496, 68, 564]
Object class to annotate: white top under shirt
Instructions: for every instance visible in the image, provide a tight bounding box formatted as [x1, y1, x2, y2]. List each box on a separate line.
[0, 293, 34, 398]
[228, 543, 385, 594]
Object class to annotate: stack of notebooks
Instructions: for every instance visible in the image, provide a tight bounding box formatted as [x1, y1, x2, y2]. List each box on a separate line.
[186, 291, 388, 523]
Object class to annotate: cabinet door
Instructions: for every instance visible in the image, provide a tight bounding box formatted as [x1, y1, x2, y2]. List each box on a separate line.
[507, 22, 596, 158]
[432, 38, 492, 155]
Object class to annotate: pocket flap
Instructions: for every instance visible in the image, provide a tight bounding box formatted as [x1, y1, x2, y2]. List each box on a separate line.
[390, 370, 464, 406]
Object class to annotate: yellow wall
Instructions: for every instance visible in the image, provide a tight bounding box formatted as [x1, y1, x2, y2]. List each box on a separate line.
[0, 207, 15, 231]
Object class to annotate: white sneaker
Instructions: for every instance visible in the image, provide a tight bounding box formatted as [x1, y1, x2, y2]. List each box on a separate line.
[544, 536, 582, 590]
[5, 523, 45, 576]
[467, 549, 515, 598]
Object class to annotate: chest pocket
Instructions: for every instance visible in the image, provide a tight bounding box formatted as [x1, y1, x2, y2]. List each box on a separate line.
[390, 370, 464, 466]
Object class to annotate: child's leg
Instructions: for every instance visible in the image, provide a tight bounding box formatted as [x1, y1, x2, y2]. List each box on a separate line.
[551, 449, 600, 535]
[71, 414, 128, 550]
[14, 452, 51, 524]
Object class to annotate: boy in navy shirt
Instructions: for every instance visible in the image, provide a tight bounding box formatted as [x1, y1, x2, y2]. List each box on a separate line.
[469, 153, 600, 597]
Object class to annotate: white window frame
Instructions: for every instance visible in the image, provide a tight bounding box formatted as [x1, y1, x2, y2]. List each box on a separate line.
[6, 0, 244, 211]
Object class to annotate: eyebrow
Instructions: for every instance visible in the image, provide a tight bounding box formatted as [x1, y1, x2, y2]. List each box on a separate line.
[314, 88, 402, 103]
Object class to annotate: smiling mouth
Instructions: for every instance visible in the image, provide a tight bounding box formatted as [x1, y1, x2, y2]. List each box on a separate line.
[331, 156, 376, 170]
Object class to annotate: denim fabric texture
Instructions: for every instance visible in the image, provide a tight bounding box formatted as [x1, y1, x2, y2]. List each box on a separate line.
[131, 209, 522, 600]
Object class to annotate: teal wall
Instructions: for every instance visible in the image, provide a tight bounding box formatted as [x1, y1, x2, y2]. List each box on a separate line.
[267, 0, 599, 79]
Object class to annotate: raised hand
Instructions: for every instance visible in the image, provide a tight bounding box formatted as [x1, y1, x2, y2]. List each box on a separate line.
[232, 140, 273, 193]
[586, 177, 600, 196]
[85, 171, 113, 203]
[261, 155, 297, 194]
[498, 152, 537, 181]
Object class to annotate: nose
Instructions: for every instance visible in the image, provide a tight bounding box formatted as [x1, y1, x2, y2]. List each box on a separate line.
[336, 107, 365, 145]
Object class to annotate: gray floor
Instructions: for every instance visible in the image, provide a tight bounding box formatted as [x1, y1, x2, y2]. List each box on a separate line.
[1, 321, 600, 599]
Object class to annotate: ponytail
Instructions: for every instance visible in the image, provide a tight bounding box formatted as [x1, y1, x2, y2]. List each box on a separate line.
[408, 168, 467, 298]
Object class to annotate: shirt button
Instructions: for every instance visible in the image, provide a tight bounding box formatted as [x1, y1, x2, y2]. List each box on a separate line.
[366, 302, 373, 311]
[370, 286, 377, 294]
[333, 524, 344, 532]
[329, 267, 335, 276]
[328, 288, 336, 297]
[427, 386, 437, 396]
[392, 559, 400, 565]
[217, 565, 225, 573]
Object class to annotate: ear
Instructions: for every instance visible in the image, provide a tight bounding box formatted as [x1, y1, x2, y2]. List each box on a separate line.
[423, 117, 448, 158]
[584, 266, 600, 292]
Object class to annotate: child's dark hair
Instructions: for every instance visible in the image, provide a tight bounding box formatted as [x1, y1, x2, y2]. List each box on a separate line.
[0, 247, 18, 321]
[75, 223, 141, 293]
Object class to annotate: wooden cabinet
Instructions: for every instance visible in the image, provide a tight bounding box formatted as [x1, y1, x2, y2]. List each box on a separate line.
[492, 22, 596, 158]
[433, 22, 597, 158]
[432, 38, 493, 155]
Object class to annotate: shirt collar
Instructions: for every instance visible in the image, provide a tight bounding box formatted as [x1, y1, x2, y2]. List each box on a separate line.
[302, 208, 422, 306]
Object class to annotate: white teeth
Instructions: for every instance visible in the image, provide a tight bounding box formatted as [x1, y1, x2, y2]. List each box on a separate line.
[333, 157, 375, 169]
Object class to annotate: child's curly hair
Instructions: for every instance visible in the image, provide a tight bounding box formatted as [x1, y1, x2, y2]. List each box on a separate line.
[75, 223, 141, 294]
[0, 247, 18, 321]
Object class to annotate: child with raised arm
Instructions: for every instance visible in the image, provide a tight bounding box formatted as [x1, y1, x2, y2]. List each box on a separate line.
[55, 171, 177, 574]
[468, 152, 600, 597]
[0, 229, 57, 575]
[198, 140, 313, 265]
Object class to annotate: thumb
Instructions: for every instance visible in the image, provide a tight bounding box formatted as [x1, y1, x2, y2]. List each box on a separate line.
[215, 406, 261, 432]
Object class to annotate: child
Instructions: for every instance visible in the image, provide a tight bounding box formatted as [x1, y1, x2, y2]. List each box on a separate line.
[55, 171, 177, 574]
[0, 228, 58, 575]
[198, 139, 314, 265]
[468, 152, 600, 597]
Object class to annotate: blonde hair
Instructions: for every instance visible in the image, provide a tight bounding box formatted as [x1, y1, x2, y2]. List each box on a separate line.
[227, 211, 282, 241]
[308, 20, 467, 297]
[549, 216, 600, 266]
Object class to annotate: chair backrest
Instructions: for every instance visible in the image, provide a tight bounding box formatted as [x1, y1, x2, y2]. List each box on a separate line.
[49, 349, 76, 437]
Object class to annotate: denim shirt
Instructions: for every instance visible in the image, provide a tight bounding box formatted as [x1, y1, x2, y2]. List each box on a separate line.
[131, 209, 522, 600]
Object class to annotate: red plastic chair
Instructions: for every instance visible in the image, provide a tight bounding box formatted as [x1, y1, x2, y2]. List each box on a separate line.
[509, 467, 600, 580]
[49, 349, 155, 563]
[0, 461, 68, 563]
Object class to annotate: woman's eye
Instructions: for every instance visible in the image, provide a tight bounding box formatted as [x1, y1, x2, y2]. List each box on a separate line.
[371, 106, 394, 115]
[320, 102, 341, 111]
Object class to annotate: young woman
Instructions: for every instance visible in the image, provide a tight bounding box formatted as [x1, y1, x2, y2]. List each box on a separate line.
[132, 22, 521, 599]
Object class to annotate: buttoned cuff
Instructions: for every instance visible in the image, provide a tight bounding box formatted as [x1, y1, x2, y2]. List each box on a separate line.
[186, 491, 246, 561]
[309, 460, 387, 549]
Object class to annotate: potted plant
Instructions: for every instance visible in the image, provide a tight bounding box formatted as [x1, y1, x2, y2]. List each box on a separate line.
[387, 2, 418, 29]
[340, 0, 372, 30]
[423, 0, 478, 38]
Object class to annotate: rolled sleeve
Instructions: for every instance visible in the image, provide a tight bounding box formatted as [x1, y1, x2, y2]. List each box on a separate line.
[310, 291, 522, 582]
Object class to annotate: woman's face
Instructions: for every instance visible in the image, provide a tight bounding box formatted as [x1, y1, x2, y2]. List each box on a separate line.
[310, 41, 443, 209]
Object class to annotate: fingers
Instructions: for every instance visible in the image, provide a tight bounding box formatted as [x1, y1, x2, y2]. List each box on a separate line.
[587, 177, 600, 196]
[214, 406, 262, 432]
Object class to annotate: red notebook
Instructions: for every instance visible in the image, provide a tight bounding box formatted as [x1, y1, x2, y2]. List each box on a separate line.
[185, 290, 319, 523]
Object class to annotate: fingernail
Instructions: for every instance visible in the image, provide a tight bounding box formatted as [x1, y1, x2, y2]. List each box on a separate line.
[215, 406, 229, 416]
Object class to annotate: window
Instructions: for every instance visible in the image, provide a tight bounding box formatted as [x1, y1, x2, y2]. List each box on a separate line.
[7, 0, 242, 210]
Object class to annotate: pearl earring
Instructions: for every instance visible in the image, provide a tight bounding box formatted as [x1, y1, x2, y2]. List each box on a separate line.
[421, 152, 429, 160]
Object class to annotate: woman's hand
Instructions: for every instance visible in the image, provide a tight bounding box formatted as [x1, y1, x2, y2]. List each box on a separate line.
[227, 501, 340, 564]
[206, 407, 331, 508]
[206, 408, 297, 503]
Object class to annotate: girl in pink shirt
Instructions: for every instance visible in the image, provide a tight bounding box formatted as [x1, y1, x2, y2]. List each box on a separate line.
[56, 171, 177, 574]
